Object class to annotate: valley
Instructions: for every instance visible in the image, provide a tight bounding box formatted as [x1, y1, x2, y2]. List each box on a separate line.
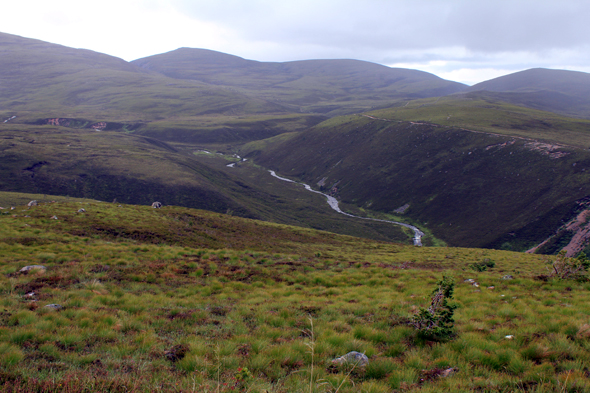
[2, 30, 590, 392]
[267, 170, 424, 246]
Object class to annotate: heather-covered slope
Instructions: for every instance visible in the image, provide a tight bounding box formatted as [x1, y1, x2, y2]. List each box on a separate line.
[249, 111, 590, 251]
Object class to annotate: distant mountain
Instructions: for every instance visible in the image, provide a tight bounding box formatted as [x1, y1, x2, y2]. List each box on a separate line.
[132, 48, 467, 116]
[0, 32, 282, 120]
[467, 68, 590, 119]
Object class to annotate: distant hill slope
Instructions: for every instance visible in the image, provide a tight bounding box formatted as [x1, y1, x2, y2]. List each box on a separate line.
[132, 48, 467, 116]
[0, 124, 419, 245]
[0, 125, 257, 217]
[249, 112, 590, 251]
[364, 92, 590, 148]
[0, 32, 282, 120]
[467, 68, 590, 119]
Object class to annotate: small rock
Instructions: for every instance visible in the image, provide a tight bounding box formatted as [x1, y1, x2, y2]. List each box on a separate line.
[487, 286, 495, 289]
[464, 279, 475, 283]
[50, 215, 58, 220]
[472, 282, 479, 287]
[19, 265, 46, 273]
[27, 200, 38, 207]
[502, 275, 514, 280]
[331, 351, 369, 367]
[440, 367, 458, 378]
[24, 291, 36, 298]
[78, 208, 86, 213]
[44, 304, 63, 310]
[576, 324, 590, 339]
[11, 207, 15, 210]
[505, 335, 514, 339]
[152, 201, 162, 208]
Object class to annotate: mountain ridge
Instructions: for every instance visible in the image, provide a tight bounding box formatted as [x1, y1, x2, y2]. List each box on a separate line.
[467, 68, 590, 119]
[131, 47, 468, 116]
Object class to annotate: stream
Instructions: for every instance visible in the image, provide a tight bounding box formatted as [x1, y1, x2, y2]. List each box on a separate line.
[268, 170, 424, 246]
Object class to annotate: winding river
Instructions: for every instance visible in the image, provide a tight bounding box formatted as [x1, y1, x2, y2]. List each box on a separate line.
[268, 170, 424, 246]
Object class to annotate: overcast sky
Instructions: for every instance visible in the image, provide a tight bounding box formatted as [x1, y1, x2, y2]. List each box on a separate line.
[2, 0, 589, 85]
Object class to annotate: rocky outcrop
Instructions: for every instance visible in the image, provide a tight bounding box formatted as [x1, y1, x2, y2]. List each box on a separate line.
[91, 122, 107, 130]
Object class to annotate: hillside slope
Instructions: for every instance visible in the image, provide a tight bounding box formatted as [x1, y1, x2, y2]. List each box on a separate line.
[0, 125, 257, 216]
[2, 201, 589, 392]
[0, 33, 282, 121]
[467, 68, 590, 119]
[249, 114, 590, 251]
[132, 48, 467, 116]
[0, 124, 422, 245]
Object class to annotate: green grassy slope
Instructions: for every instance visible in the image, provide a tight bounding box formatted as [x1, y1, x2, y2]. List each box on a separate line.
[1, 201, 589, 392]
[132, 48, 467, 116]
[467, 68, 590, 119]
[250, 111, 590, 251]
[365, 93, 590, 148]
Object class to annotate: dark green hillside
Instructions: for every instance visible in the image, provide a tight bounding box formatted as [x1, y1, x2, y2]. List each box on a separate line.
[250, 115, 590, 251]
[467, 68, 590, 119]
[133, 113, 327, 144]
[0, 33, 281, 120]
[0, 124, 418, 245]
[0, 125, 256, 216]
[132, 48, 467, 116]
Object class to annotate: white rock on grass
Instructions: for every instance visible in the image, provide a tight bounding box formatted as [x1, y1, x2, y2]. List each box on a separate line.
[331, 351, 369, 367]
[44, 304, 63, 310]
[19, 265, 46, 273]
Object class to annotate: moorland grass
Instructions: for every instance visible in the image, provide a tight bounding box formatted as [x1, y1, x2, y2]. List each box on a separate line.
[1, 202, 590, 392]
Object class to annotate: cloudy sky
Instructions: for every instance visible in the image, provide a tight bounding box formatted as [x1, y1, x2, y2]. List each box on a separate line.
[2, 0, 589, 85]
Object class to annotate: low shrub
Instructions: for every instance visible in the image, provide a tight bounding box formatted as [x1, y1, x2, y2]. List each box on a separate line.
[411, 276, 456, 341]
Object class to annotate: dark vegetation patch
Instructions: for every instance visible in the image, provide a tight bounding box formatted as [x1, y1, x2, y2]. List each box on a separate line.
[15, 275, 79, 294]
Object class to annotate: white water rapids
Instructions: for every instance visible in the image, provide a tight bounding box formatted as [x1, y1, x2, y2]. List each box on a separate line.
[268, 170, 424, 246]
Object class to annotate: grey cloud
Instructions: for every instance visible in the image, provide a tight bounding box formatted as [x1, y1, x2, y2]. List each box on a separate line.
[171, 0, 590, 54]
[165, 0, 590, 83]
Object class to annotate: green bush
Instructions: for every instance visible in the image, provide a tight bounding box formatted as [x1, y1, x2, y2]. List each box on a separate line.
[469, 258, 495, 272]
[551, 251, 590, 281]
[411, 275, 456, 341]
